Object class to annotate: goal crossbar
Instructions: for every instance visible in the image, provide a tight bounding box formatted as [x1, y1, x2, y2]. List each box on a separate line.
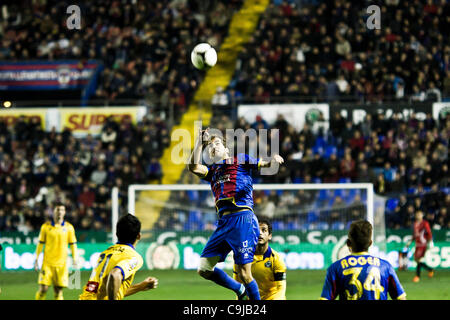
[111, 183, 374, 243]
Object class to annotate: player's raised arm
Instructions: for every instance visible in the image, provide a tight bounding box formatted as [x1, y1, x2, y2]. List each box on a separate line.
[188, 127, 209, 178]
[124, 277, 158, 297]
[258, 154, 284, 168]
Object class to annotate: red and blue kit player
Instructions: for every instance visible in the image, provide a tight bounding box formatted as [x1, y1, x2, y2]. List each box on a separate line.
[320, 220, 406, 300]
[405, 210, 434, 282]
[188, 128, 284, 300]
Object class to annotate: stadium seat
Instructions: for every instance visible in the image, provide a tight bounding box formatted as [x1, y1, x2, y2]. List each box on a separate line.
[300, 223, 310, 232]
[408, 187, 417, 194]
[307, 223, 317, 231]
[286, 221, 298, 230]
[316, 222, 329, 230]
[331, 222, 345, 230]
[292, 177, 304, 184]
[188, 210, 202, 223]
[324, 145, 337, 159]
[307, 211, 319, 223]
[272, 221, 285, 231]
[187, 190, 199, 202]
[318, 189, 328, 201]
[314, 137, 327, 149]
[312, 145, 324, 155]
[386, 198, 399, 212]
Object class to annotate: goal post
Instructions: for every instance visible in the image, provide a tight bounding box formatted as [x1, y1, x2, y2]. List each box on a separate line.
[112, 183, 385, 256]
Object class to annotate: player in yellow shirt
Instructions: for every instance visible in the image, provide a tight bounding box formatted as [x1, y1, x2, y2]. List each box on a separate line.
[79, 214, 158, 300]
[34, 202, 78, 300]
[233, 218, 287, 300]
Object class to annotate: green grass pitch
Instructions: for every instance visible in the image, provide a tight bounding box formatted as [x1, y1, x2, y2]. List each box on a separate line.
[0, 270, 449, 300]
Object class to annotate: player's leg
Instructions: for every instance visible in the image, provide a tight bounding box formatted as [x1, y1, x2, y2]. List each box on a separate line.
[197, 256, 246, 297]
[229, 211, 260, 300]
[235, 262, 260, 300]
[35, 284, 48, 300]
[413, 247, 428, 282]
[53, 264, 69, 300]
[53, 286, 64, 300]
[198, 219, 247, 297]
[36, 264, 51, 300]
[197, 256, 220, 279]
[416, 249, 434, 279]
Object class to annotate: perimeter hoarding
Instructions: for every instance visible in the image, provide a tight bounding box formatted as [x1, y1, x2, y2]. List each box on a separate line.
[0, 60, 101, 91]
[0, 107, 146, 136]
[237, 104, 330, 132]
[2, 241, 449, 272]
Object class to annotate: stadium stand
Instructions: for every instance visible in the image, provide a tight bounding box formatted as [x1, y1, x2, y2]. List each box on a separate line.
[0, 0, 449, 233]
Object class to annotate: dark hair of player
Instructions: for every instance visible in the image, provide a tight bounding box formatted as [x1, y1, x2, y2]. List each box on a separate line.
[347, 220, 372, 252]
[258, 217, 272, 235]
[116, 214, 141, 244]
[53, 200, 65, 208]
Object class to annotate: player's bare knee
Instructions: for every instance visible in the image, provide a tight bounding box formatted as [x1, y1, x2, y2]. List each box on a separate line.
[198, 257, 219, 279]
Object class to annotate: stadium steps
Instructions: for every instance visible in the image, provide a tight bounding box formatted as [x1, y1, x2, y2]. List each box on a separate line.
[134, 0, 270, 233]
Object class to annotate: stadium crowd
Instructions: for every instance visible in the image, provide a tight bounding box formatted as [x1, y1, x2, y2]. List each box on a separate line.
[156, 110, 450, 231]
[0, 114, 168, 233]
[0, 0, 449, 234]
[226, 0, 450, 104]
[0, 0, 242, 116]
[0, 111, 449, 233]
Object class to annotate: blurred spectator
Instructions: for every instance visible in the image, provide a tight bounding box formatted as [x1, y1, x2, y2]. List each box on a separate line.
[211, 86, 230, 118]
[78, 185, 95, 209]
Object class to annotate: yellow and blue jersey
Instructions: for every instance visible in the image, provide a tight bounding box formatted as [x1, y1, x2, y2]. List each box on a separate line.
[201, 153, 260, 216]
[233, 246, 287, 300]
[320, 252, 406, 300]
[38, 220, 77, 266]
[79, 243, 143, 300]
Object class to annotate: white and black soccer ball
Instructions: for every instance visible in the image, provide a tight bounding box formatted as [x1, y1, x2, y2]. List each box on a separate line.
[191, 43, 217, 70]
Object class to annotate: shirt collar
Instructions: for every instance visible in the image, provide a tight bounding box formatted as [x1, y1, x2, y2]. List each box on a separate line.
[51, 219, 65, 226]
[263, 246, 272, 259]
[116, 242, 135, 249]
[351, 251, 369, 256]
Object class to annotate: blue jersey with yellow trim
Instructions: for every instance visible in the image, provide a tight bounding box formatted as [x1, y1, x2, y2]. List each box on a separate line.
[320, 252, 406, 300]
[202, 153, 259, 215]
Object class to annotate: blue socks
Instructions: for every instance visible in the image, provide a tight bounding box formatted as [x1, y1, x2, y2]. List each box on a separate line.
[209, 267, 261, 300]
[244, 279, 261, 300]
[210, 267, 244, 295]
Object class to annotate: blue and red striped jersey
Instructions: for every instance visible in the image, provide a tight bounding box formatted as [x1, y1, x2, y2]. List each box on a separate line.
[201, 153, 260, 215]
[320, 252, 406, 300]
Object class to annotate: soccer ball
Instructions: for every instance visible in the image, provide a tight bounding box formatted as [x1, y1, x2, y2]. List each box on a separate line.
[191, 43, 217, 70]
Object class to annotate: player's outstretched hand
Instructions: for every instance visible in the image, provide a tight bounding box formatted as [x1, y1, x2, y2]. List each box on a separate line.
[201, 127, 210, 143]
[141, 277, 158, 291]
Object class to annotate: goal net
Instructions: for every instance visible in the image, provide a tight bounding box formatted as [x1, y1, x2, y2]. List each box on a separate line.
[112, 183, 387, 262]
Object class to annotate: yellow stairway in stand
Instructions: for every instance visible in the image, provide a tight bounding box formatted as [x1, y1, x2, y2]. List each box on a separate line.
[134, 0, 270, 235]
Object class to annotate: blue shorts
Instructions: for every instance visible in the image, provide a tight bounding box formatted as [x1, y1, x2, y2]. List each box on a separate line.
[201, 210, 259, 265]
